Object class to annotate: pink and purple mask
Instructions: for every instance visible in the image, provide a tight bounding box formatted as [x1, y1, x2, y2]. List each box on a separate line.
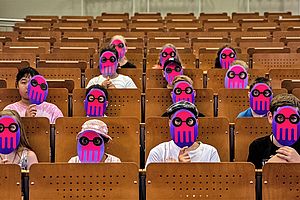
[272, 106, 300, 146]
[172, 81, 195, 104]
[250, 83, 273, 116]
[99, 51, 118, 77]
[0, 116, 20, 154]
[224, 65, 248, 89]
[77, 131, 105, 163]
[219, 47, 236, 69]
[170, 110, 198, 148]
[160, 47, 177, 68]
[28, 75, 48, 105]
[164, 63, 183, 85]
[110, 39, 126, 59]
[84, 88, 107, 117]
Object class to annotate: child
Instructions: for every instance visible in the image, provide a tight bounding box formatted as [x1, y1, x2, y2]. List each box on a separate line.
[86, 46, 137, 89]
[247, 94, 300, 168]
[68, 119, 121, 163]
[152, 43, 182, 69]
[0, 109, 38, 170]
[84, 84, 108, 117]
[215, 45, 237, 69]
[238, 77, 272, 118]
[146, 101, 220, 167]
[3, 67, 63, 124]
[110, 35, 136, 68]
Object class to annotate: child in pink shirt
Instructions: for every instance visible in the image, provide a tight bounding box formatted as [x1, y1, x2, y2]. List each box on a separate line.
[3, 67, 63, 124]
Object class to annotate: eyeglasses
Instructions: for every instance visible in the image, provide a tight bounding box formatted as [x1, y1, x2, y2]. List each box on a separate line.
[251, 89, 272, 98]
[87, 94, 106, 103]
[221, 52, 235, 59]
[112, 43, 125, 49]
[0, 123, 19, 133]
[31, 79, 48, 90]
[79, 136, 103, 146]
[227, 71, 247, 79]
[174, 87, 193, 95]
[275, 113, 300, 124]
[172, 117, 196, 127]
[165, 66, 182, 74]
[161, 51, 176, 58]
[101, 56, 117, 63]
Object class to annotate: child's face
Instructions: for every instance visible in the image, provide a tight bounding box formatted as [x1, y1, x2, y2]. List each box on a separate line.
[17, 74, 31, 100]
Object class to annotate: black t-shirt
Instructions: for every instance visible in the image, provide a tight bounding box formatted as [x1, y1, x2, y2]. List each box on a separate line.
[119, 61, 136, 68]
[247, 135, 300, 169]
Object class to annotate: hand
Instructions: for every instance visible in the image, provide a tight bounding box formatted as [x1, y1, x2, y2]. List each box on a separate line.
[178, 147, 191, 163]
[275, 146, 300, 163]
[25, 104, 37, 117]
[0, 159, 8, 164]
[101, 76, 111, 89]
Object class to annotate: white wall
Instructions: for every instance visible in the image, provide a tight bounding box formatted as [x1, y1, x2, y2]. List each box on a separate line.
[0, 0, 299, 19]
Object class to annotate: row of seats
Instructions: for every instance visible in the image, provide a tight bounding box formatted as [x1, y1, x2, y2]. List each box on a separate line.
[13, 20, 300, 32]
[0, 87, 294, 122]
[15, 116, 284, 166]
[0, 66, 299, 90]
[1, 163, 298, 200]
[23, 11, 295, 22]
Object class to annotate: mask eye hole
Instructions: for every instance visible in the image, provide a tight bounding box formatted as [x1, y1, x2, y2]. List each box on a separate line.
[161, 52, 168, 57]
[87, 95, 95, 102]
[31, 79, 38, 87]
[290, 114, 300, 124]
[228, 71, 235, 79]
[252, 89, 260, 97]
[275, 114, 285, 124]
[221, 53, 226, 59]
[229, 52, 235, 58]
[174, 88, 182, 95]
[186, 117, 196, 126]
[98, 96, 105, 103]
[170, 51, 176, 57]
[109, 56, 116, 62]
[165, 68, 172, 74]
[118, 43, 124, 48]
[185, 87, 193, 94]
[0, 124, 4, 133]
[175, 66, 181, 72]
[263, 89, 272, 97]
[40, 83, 48, 91]
[101, 57, 108, 63]
[9, 123, 18, 132]
[79, 136, 89, 146]
[239, 72, 247, 79]
[93, 137, 103, 146]
[172, 117, 182, 127]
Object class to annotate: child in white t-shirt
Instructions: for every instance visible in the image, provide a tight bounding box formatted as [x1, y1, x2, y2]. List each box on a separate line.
[146, 101, 220, 167]
[68, 119, 121, 163]
[86, 46, 137, 89]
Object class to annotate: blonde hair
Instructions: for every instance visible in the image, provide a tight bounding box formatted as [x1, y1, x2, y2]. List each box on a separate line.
[172, 75, 193, 88]
[230, 60, 249, 70]
[159, 43, 182, 66]
[0, 109, 33, 152]
[110, 35, 127, 46]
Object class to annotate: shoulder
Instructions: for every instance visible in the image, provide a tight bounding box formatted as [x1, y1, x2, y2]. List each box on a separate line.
[4, 102, 21, 109]
[68, 156, 80, 163]
[117, 74, 132, 80]
[149, 141, 173, 154]
[121, 62, 136, 68]
[86, 75, 105, 88]
[250, 135, 271, 147]
[237, 108, 252, 118]
[105, 154, 121, 163]
[200, 143, 218, 153]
